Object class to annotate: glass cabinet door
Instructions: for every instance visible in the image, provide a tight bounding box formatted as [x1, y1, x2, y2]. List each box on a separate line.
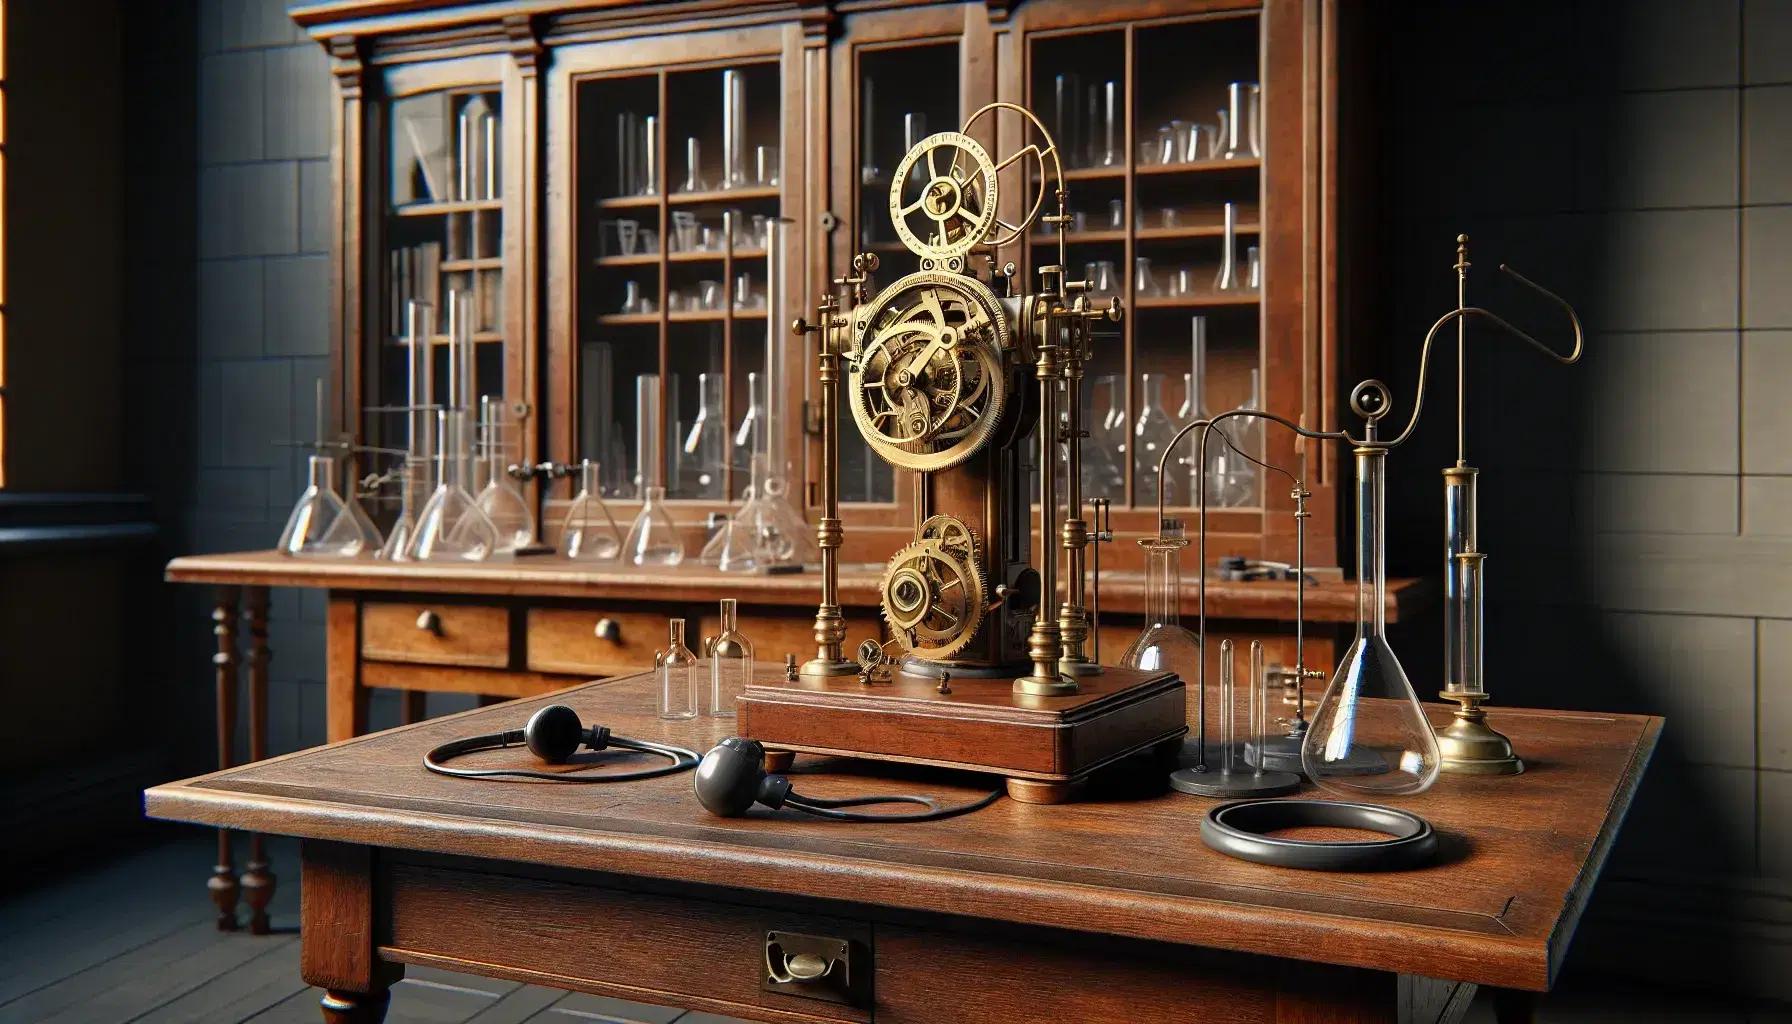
[575, 60, 788, 505]
[1024, 13, 1264, 516]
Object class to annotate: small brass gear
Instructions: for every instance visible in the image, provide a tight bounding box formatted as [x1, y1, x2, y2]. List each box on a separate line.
[919, 514, 978, 562]
[889, 131, 1000, 261]
[879, 531, 986, 662]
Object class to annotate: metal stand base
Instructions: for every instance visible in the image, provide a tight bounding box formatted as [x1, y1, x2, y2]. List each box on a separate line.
[1244, 734, 1305, 776]
[800, 659, 860, 678]
[1437, 694, 1524, 776]
[1013, 675, 1079, 696]
[1169, 766, 1302, 798]
[1058, 658, 1104, 677]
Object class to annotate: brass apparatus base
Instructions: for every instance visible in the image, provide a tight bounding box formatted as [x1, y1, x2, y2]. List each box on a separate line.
[1436, 693, 1524, 776]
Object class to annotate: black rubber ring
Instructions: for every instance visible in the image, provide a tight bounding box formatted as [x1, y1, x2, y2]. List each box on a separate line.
[1200, 799, 1439, 871]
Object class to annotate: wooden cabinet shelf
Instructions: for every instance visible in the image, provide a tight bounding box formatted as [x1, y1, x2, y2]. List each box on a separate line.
[1134, 293, 1260, 309]
[1135, 157, 1261, 176]
[667, 185, 780, 206]
[393, 198, 504, 217]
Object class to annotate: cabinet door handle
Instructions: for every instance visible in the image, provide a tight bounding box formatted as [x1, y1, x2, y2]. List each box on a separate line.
[780, 953, 832, 982]
[416, 610, 443, 635]
[594, 618, 621, 642]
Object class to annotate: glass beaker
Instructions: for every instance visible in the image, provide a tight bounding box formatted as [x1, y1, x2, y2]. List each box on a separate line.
[1107, 198, 1125, 230]
[1302, 426, 1441, 796]
[659, 618, 699, 720]
[624, 486, 684, 566]
[1247, 83, 1263, 158]
[706, 598, 754, 718]
[1133, 374, 1182, 507]
[1158, 123, 1180, 164]
[1134, 256, 1161, 298]
[476, 396, 535, 553]
[672, 211, 698, 254]
[756, 145, 780, 187]
[561, 459, 623, 561]
[640, 114, 659, 195]
[679, 373, 727, 500]
[1086, 260, 1117, 299]
[277, 455, 353, 557]
[721, 69, 748, 190]
[1098, 80, 1120, 166]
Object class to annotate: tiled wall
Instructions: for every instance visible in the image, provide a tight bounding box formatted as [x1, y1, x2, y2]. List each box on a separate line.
[1375, 0, 1792, 996]
[176, 0, 1789, 996]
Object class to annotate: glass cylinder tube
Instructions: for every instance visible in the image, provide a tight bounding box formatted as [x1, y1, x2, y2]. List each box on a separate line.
[642, 114, 659, 196]
[902, 112, 928, 155]
[561, 460, 623, 561]
[1443, 467, 1477, 694]
[722, 69, 747, 189]
[860, 77, 879, 184]
[1245, 245, 1262, 291]
[659, 619, 699, 720]
[756, 145, 779, 187]
[482, 112, 498, 201]
[1250, 640, 1269, 776]
[1222, 82, 1251, 159]
[708, 598, 755, 718]
[1101, 80, 1119, 166]
[1219, 639, 1237, 774]
[1301, 443, 1442, 795]
[1455, 553, 1486, 697]
[682, 137, 705, 193]
[1214, 202, 1241, 292]
[635, 373, 660, 496]
[1247, 83, 1262, 159]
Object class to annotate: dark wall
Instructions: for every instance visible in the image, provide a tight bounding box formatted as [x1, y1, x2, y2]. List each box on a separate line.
[1361, 0, 1791, 997]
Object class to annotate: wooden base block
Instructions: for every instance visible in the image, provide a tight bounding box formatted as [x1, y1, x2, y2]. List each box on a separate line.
[738, 666, 1186, 798]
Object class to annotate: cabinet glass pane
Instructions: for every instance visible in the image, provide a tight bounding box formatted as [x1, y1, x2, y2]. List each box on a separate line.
[576, 63, 785, 504]
[375, 87, 505, 472]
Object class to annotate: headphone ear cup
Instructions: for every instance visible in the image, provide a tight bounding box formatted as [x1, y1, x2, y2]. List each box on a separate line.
[524, 704, 586, 764]
[694, 738, 769, 816]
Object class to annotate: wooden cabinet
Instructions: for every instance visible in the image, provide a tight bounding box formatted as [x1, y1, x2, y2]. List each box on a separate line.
[293, 0, 1352, 578]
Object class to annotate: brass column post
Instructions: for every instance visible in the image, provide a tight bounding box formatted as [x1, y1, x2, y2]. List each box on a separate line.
[1018, 324, 1072, 696]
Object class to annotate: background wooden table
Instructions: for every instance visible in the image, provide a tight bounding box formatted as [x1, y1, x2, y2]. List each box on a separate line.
[146, 669, 1657, 1023]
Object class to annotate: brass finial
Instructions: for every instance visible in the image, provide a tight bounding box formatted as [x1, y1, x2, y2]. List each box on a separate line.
[1455, 233, 1470, 275]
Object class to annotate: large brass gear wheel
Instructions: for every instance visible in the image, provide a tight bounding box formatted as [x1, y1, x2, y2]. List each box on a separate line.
[880, 527, 986, 662]
[847, 271, 1010, 472]
[889, 131, 1000, 261]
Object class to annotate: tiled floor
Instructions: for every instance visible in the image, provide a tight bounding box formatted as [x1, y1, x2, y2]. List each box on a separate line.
[1, 834, 1785, 1023]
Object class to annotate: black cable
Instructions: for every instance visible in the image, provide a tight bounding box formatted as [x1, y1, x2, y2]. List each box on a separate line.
[424, 730, 701, 782]
[782, 787, 1004, 822]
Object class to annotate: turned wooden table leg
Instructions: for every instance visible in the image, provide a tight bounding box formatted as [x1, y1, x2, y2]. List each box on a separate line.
[209, 586, 241, 931]
[399, 691, 427, 725]
[302, 840, 402, 1024]
[242, 586, 277, 935]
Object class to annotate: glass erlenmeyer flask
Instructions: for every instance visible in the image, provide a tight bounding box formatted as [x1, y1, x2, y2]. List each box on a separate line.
[378, 458, 422, 561]
[1121, 519, 1204, 690]
[322, 457, 383, 555]
[561, 459, 622, 560]
[475, 396, 535, 553]
[1211, 368, 1263, 507]
[409, 411, 500, 561]
[1302, 425, 1441, 796]
[277, 455, 352, 557]
[1133, 373, 1182, 507]
[706, 598, 754, 718]
[679, 373, 727, 500]
[624, 485, 685, 566]
[1134, 256, 1161, 298]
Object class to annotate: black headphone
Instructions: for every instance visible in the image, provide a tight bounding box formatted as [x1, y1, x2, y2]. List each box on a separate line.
[424, 704, 702, 782]
[693, 737, 1003, 822]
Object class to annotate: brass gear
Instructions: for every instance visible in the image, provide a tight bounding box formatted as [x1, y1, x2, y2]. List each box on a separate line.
[847, 271, 1010, 472]
[888, 131, 1000, 261]
[879, 533, 986, 662]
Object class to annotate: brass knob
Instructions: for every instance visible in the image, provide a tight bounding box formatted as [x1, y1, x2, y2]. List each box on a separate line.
[783, 953, 831, 982]
[594, 618, 621, 642]
[415, 610, 442, 635]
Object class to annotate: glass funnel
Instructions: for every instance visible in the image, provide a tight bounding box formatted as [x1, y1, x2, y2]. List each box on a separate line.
[624, 485, 685, 566]
[408, 411, 500, 561]
[679, 372, 727, 500]
[561, 459, 623, 561]
[323, 457, 384, 555]
[1133, 373, 1182, 507]
[475, 396, 535, 553]
[706, 598, 754, 718]
[277, 455, 353, 557]
[731, 371, 766, 484]
[1301, 437, 1441, 796]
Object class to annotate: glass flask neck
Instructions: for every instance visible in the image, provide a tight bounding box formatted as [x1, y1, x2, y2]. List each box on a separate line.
[719, 597, 738, 633]
[307, 455, 336, 491]
[643, 485, 667, 503]
[1355, 446, 1387, 638]
[578, 460, 601, 496]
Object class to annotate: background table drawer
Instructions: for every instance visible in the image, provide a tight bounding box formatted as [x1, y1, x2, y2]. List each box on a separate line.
[361, 601, 509, 668]
[526, 607, 664, 676]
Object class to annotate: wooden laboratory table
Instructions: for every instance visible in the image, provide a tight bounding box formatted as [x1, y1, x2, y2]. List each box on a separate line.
[145, 669, 1658, 1024]
[163, 550, 1429, 935]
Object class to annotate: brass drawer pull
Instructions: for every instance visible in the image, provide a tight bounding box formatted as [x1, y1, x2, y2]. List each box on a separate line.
[594, 617, 621, 642]
[763, 931, 865, 1006]
[416, 610, 443, 635]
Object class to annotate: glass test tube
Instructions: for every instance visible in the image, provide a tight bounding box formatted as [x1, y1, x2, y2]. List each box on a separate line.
[1443, 466, 1478, 694]
[1219, 640, 1237, 774]
[1250, 640, 1268, 776]
[636, 373, 662, 495]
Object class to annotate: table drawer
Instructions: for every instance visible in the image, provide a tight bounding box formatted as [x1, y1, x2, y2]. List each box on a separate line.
[361, 601, 509, 668]
[384, 860, 871, 1024]
[526, 607, 664, 676]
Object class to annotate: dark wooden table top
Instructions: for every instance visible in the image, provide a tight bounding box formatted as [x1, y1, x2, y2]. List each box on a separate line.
[164, 550, 1431, 622]
[146, 669, 1657, 993]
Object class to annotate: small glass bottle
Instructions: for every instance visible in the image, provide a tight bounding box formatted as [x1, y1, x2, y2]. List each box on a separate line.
[706, 598, 754, 718]
[1302, 405, 1442, 796]
[561, 459, 623, 560]
[624, 486, 685, 566]
[658, 618, 699, 720]
[277, 455, 352, 557]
